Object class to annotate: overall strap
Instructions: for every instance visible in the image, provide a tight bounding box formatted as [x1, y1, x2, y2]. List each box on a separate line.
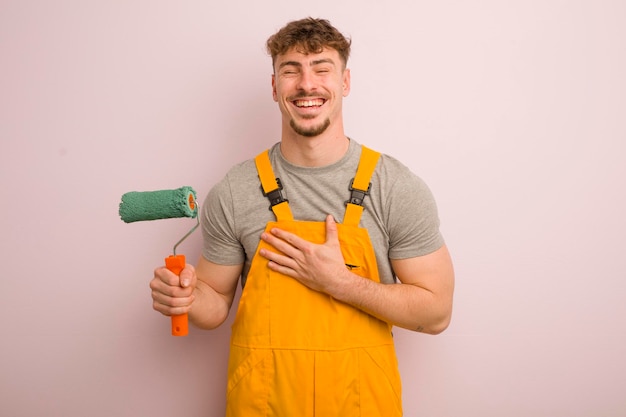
[255, 149, 294, 221]
[343, 146, 381, 227]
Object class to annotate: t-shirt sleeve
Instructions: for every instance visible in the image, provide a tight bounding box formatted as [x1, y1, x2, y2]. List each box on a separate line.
[200, 175, 246, 266]
[383, 159, 445, 259]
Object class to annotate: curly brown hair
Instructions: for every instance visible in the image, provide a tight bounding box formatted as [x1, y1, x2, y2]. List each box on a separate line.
[266, 17, 352, 70]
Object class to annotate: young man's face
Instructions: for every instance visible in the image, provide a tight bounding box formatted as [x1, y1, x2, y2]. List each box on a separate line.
[272, 47, 350, 138]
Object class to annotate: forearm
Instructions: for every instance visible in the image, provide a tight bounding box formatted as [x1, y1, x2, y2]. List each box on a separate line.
[188, 259, 242, 330]
[188, 280, 232, 330]
[330, 272, 451, 333]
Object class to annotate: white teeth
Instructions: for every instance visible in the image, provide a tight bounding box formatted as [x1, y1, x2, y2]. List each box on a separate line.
[295, 99, 323, 107]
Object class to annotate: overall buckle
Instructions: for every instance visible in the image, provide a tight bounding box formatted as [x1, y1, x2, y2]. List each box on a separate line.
[346, 178, 371, 206]
[262, 177, 289, 210]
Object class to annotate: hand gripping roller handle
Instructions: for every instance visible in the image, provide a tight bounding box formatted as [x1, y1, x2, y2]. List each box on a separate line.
[165, 253, 189, 336]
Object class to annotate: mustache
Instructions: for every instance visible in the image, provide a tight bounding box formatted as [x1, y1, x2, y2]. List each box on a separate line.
[289, 92, 327, 100]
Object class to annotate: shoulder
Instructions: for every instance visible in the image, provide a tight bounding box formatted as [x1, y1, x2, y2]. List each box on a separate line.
[204, 145, 281, 222]
[223, 157, 258, 186]
[367, 148, 432, 197]
[210, 144, 281, 197]
[376, 152, 417, 178]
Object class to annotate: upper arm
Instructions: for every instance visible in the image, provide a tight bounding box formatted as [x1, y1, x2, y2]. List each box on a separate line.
[391, 244, 455, 328]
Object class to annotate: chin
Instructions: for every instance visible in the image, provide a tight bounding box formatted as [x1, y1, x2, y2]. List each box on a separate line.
[290, 118, 331, 137]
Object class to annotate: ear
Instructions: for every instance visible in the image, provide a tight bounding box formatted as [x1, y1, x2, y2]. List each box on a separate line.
[342, 68, 351, 97]
[271, 74, 278, 102]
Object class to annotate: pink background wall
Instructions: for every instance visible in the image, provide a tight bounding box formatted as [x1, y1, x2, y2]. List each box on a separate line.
[2, 1, 625, 416]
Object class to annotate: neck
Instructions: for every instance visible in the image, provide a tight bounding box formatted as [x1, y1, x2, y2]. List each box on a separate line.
[280, 131, 350, 167]
[279, 115, 350, 167]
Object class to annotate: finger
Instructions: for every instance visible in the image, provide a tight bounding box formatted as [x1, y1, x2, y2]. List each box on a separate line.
[152, 287, 195, 312]
[324, 214, 339, 244]
[269, 227, 309, 250]
[266, 259, 297, 278]
[261, 231, 301, 257]
[259, 247, 295, 270]
[153, 298, 194, 316]
[150, 278, 194, 298]
[153, 266, 180, 286]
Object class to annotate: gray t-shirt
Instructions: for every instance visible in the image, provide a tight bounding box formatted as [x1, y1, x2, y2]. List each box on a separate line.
[201, 139, 444, 286]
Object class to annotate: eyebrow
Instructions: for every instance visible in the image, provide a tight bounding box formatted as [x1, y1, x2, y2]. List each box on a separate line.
[278, 58, 336, 69]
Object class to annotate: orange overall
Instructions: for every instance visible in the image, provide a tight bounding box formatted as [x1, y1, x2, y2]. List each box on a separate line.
[226, 147, 403, 417]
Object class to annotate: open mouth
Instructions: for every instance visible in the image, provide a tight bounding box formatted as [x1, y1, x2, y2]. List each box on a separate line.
[293, 98, 326, 108]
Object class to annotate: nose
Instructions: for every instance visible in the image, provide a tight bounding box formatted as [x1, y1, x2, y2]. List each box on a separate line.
[296, 68, 317, 92]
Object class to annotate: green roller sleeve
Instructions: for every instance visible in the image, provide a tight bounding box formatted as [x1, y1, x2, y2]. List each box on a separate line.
[119, 186, 198, 223]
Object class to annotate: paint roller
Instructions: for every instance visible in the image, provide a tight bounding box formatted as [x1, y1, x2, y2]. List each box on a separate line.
[119, 186, 199, 336]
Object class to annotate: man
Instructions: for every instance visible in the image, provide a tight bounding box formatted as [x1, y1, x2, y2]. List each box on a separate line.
[150, 17, 454, 416]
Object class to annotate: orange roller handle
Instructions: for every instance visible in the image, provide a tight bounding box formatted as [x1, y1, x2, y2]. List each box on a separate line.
[165, 254, 189, 336]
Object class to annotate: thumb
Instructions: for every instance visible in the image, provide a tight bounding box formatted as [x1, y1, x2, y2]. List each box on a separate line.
[325, 214, 339, 244]
[179, 264, 196, 288]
